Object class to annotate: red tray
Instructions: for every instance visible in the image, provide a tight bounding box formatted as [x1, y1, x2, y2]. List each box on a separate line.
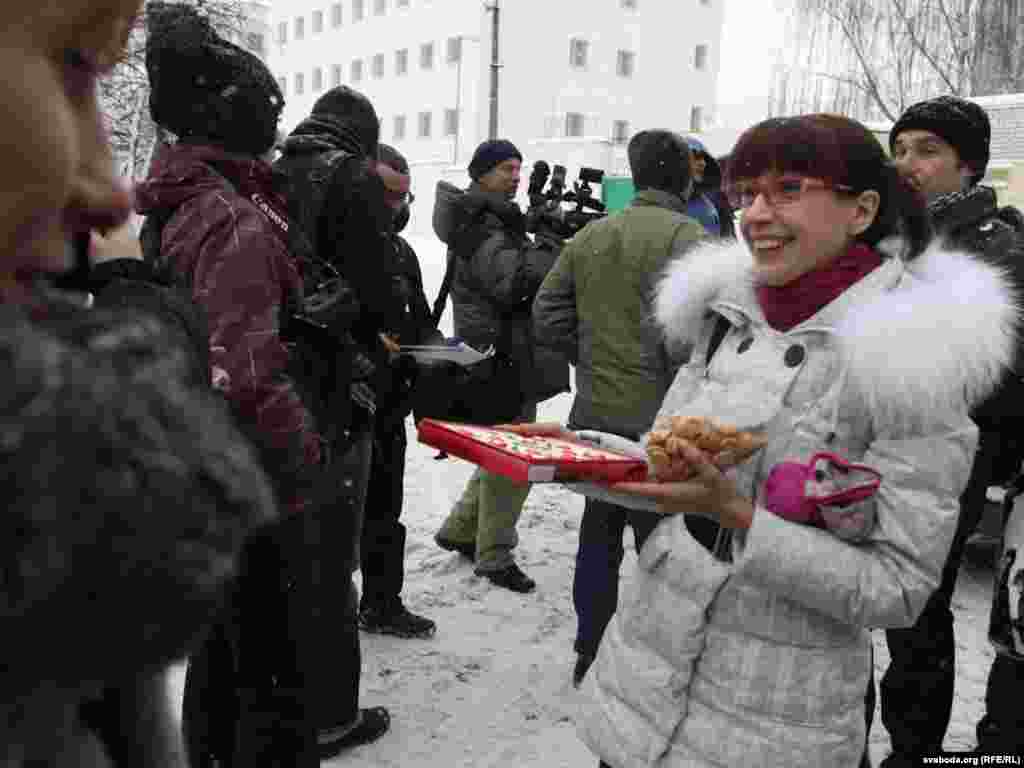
[416, 419, 649, 484]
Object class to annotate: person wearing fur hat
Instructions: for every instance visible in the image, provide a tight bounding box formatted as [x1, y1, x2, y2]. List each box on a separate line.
[878, 95, 1024, 763]
[509, 114, 1015, 767]
[533, 129, 710, 688]
[358, 144, 441, 638]
[430, 138, 569, 593]
[136, 4, 383, 763]
[0, 0, 279, 765]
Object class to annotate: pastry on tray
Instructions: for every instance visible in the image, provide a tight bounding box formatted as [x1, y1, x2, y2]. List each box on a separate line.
[645, 416, 768, 482]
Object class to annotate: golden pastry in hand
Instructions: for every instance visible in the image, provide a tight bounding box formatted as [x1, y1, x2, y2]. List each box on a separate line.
[645, 416, 767, 481]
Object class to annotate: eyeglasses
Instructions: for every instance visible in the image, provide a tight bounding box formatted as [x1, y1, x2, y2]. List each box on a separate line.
[726, 176, 855, 210]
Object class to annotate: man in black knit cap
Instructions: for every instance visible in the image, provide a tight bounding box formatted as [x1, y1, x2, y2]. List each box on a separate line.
[866, 95, 1024, 764]
[273, 86, 396, 756]
[431, 139, 569, 593]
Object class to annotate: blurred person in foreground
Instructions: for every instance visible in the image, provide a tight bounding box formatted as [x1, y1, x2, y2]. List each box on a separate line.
[0, 0, 277, 765]
[431, 138, 569, 593]
[533, 129, 709, 687]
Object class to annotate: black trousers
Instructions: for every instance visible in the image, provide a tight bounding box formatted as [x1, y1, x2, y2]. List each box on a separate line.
[360, 420, 408, 609]
[182, 515, 318, 768]
[868, 429, 1020, 758]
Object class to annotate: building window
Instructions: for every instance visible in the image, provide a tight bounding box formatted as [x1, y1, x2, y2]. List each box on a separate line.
[332, 3, 343, 26]
[569, 38, 588, 69]
[312, 66, 323, 91]
[616, 50, 635, 77]
[278, 76, 287, 96]
[294, 16, 305, 40]
[395, 48, 408, 75]
[418, 111, 432, 138]
[394, 114, 406, 141]
[294, 72, 305, 95]
[372, 53, 385, 78]
[694, 44, 708, 70]
[690, 105, 703, 132]
[397, 0, 409, 5]
[374, 0, 386, 15]
[445, 108, 459, 136]
[332, 64, 343, 86]
[351, 59, 364, 82]
[565, 112, 584, 137]
[247, 32, 265, 56]
[277, 21, 287, 43]
[420, 42, 435, 70]
[447, 37, 462, 64]
[612, 120, 630, 144]
[313, 10, 324, 33]
[353, 0, 365, 21]
[622, 0, 637, 7]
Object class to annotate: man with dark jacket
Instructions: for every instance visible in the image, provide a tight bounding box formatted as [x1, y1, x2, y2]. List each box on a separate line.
[273, 85, 395, 755]
[359, 144, 441, 638]
[684, 136, 735, 239]
[136, 7, 381, 763]
[432, 139, 569, 593]
[533, 130, 711, 687]
[872, 95, 1024, 765]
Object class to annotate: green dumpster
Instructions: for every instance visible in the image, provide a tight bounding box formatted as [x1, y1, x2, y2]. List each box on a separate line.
[601, 176, 635, 214]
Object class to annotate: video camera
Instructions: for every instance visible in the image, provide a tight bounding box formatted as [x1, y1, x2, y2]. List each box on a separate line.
[525, 161, 607, 240]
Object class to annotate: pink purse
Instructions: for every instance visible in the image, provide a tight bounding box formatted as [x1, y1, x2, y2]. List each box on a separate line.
[762, 452, 883, 528]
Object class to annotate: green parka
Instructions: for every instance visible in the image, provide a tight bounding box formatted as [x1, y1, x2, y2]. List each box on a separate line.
[532, 189, 705, 437]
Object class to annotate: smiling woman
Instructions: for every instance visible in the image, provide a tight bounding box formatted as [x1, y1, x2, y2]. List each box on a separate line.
[507, 114, 1023, 767]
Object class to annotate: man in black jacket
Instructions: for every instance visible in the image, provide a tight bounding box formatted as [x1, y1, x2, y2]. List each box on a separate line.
[359, 144, 440, 638]
[432, 139, 569, 593]
[871, 95, 1024, 765]
[274, 85, 394, 755]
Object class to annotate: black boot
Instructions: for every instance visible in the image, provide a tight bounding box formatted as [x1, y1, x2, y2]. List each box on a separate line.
[359, 601, 436, 639]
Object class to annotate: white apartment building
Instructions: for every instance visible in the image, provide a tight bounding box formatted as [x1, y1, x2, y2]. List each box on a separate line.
[269, 0, 724, 158]
[268, 0, 724, 231]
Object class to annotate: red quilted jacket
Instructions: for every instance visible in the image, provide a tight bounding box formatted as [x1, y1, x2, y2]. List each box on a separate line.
[135, 142, 321, 510]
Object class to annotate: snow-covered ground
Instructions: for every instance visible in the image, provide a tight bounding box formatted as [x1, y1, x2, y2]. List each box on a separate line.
[171, 233, 999, 766]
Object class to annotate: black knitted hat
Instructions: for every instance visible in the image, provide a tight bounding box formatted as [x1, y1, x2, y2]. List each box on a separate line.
[145, 2, 283, 156]
[468, 139, 523, 181]
[311, 86, 381, 158]
[890, 96, 991, 185]
[628, 130, 692, 198]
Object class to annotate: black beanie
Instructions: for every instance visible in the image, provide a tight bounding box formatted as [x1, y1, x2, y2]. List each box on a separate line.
[890, 96, 991, 185]
[468, 139, 523, 181]
[628, 130, 692, 198]
[146, 2, 283, 156]
[311, 86, 380, 158]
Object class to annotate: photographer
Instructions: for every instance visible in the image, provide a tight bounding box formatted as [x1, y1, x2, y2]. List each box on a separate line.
[432, 139, 569, 593]
[533, 129, 709, 687]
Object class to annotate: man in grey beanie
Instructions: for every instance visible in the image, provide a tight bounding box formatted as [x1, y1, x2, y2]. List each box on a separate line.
[431, 138, 569, 593]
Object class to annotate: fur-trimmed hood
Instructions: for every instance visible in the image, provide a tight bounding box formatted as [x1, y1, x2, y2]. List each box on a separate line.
[654, 238, 1020, 428]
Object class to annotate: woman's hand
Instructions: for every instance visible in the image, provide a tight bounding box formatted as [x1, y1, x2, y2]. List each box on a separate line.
[492, 422, 574, 440]
[613, 440, 755, 529]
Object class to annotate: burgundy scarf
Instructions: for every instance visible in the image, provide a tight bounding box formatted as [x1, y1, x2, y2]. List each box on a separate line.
[755, 242, 883, 332]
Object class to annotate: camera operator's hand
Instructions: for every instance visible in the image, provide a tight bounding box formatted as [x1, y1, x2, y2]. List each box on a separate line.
[89, 220, 143, 266]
